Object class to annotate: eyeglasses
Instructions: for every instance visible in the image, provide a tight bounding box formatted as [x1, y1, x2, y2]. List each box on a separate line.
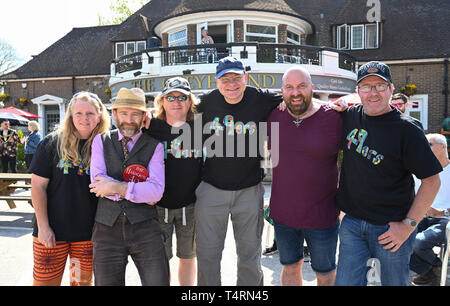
[165, 95, 188, 102]
[357, 83, 390, 93]
[219, 76, 244, 84]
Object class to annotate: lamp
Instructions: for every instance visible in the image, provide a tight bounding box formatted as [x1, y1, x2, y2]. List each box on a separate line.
[21, 83, 27, 89]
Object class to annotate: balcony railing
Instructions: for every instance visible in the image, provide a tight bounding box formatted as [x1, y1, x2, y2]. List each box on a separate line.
[112, 43, 357, 76]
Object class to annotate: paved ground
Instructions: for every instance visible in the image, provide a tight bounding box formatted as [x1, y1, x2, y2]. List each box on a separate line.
[0, 183, 448, 286]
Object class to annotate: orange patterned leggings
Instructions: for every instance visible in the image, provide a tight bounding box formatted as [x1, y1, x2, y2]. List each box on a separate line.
[33, 237, 93, 286]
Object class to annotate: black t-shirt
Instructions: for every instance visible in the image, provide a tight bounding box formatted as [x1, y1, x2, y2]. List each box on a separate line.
[143, 118, 202, 209]
[29, 134, 98, 242]
[197, 86, 282, 190]
[337, 105, 443, 225]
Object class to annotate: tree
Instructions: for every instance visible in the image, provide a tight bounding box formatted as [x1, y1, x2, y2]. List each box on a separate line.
[98, 0, 151, 25]
[0, 39, 20, 77]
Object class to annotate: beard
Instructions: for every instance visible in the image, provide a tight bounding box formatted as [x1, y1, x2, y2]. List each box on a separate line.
[284, 93, 312, 116]
[117, 121, 141, 137]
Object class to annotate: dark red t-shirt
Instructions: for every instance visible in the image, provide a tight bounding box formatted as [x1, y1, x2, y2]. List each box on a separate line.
[268, 105, 342, 229]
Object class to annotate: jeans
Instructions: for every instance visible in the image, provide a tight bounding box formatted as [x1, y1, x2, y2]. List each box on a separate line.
[336, 215, 416, 286]
[409, 217, 449, 275]
[273, 221, 338, 274]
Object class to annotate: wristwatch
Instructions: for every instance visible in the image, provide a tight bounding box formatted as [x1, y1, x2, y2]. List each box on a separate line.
[403, 217, 417, 227]
[445, 210, 450, 217]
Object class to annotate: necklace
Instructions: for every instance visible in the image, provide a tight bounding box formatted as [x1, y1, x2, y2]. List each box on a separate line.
[293, 118, 303, 127]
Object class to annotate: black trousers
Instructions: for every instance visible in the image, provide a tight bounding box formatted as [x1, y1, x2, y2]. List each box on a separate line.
[1, 155, 16, 173]
[92, 214, 170, 286]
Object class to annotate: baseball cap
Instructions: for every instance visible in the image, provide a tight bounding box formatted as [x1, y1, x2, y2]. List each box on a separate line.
[216, 57, 245, 79]
[357, 61, 393, 84]
[162, 77, 191, 96]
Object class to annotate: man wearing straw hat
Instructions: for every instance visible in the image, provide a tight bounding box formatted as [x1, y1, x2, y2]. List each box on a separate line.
[89, 87, 169, 286]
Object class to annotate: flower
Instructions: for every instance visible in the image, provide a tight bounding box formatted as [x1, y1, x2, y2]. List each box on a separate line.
[0, 94, 10, 102]
[401, 84, 417, 96]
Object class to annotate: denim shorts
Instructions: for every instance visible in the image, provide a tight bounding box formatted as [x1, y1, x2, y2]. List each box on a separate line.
[273, 221, 339, 274]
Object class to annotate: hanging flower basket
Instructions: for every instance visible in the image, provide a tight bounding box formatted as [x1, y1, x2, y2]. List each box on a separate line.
[0, 94, 10, 102]
[15, 98, 28, 109]
[401, 84, 417, 96]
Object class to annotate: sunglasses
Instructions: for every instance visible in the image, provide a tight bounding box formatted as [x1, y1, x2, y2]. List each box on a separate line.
[392, 103, 405, 108]
[165, 95, 188, 102]
[73, 92, 101, 102]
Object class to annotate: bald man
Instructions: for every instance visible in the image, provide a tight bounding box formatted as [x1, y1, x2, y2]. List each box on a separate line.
[267, 66, 343, 286]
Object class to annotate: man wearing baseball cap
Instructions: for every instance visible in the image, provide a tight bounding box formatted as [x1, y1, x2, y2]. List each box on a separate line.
[195, 56, 283, 285]
[335, 61, 442, 286]
[89, 87, 169, 286]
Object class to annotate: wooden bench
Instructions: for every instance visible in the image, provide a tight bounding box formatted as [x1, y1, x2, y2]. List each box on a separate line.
[7, 183, 32, 189]
[0, 195, 32, 209]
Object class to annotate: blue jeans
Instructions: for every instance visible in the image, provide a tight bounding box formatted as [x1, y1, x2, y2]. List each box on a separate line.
[409, 217, 449, 275]
[274, 221, 338, 274]
[336, 215, 416, 286]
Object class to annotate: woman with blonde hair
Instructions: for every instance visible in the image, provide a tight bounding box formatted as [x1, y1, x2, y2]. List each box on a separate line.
[30, 92, 110, 286]
[23, 120, 42, 169]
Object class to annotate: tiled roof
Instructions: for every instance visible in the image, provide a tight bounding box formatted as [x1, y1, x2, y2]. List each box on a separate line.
[2, 0, 449, 80]
[2, 25, 120, 80]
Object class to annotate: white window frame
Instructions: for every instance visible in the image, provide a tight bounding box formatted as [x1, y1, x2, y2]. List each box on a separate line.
[168, 28, 188, 47]
[136, 41, 146, 52]
[351, 25, 365, 50]
[337, 23, 380, 50]
[406, 94, 428, 130]
[286, 29, 301, 45]
[245, 23, 277, 43]
[337, 24, 349, 50]
[365, 23, 379, 49]
[115, 42, 125, 58]
[115, 41, 147, 58]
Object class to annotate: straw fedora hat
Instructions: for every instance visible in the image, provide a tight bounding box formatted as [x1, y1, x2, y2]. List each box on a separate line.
[111, 88, 148, 111]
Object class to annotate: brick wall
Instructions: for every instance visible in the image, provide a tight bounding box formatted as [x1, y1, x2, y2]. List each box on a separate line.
[234, 20, 244, 42]
[390, 62, 447, 133]
[3, 76, 111, 115]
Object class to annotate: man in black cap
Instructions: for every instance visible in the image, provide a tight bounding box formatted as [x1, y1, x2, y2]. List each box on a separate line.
[194, 56, 282, 286]
[334, 61, 442, 286]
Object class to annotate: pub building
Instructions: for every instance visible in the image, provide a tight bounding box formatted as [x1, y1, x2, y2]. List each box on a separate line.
[1, 0, 449, 135]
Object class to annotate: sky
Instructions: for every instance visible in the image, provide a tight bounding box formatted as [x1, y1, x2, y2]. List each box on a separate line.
[1, 0, 144, 65]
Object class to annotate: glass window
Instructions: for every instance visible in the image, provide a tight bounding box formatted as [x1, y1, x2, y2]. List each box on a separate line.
[169, 29, 187, 46]
[137, 41, 146, 52]
[245, 24, 277, 43]
[116, 43, 125, 58]
[246, 25, 276, 35]
[126, 42, 135, 55]
[287, 30, 301, 45]
[337, 25, 349, 50]
[365, 24, 378, 49]
[351, 25, 364, 49]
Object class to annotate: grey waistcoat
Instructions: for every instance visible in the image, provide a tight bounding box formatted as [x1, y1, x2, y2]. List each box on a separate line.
[95, 130, 160, 227]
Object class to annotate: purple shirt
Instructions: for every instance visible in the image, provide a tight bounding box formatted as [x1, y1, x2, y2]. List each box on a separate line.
[268, 105, 342, 229]
[90, 130, 165, 203]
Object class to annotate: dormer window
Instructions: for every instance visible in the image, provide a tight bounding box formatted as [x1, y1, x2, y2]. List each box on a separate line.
[337, 23, 379, 50]
[115, 41, 146, 58]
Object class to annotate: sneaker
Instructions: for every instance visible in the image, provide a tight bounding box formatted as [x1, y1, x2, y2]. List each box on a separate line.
[263, 241, 278, 256]
[412, 267, 440, 286]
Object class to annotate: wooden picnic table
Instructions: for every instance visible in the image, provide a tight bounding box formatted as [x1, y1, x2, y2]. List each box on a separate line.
[0, 172, 32, 209]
